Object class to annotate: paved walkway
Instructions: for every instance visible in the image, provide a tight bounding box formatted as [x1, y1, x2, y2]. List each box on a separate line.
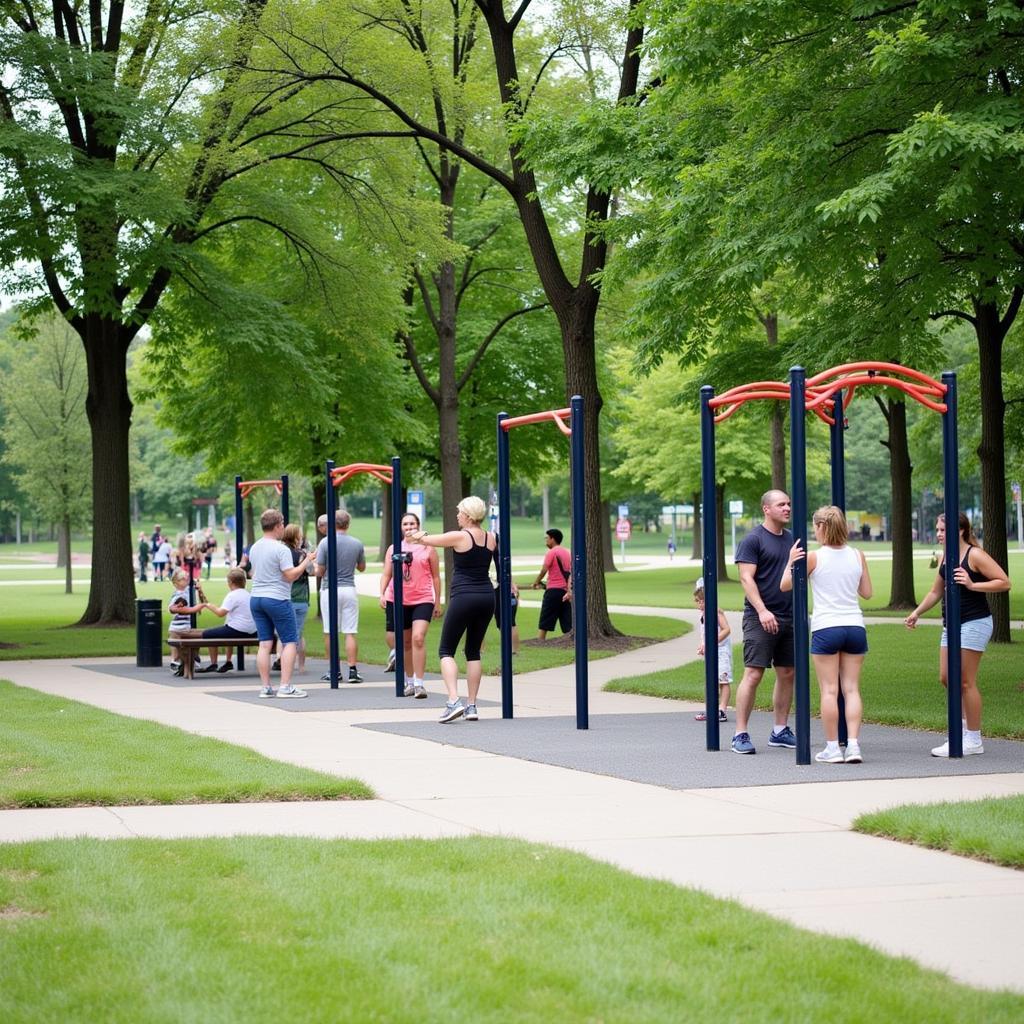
[2, 623, 1023, 994]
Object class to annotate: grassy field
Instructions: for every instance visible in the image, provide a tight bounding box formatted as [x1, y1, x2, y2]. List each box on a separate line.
[1, 836, 1021, 1023]
[855, 796, 1024, 870]
[0, 582, 687, 669]
[0, 681, 371, 808]
[604, 624, 1024, 740]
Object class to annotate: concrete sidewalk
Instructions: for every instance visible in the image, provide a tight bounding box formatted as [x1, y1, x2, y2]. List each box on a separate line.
[2, 645, 1023, 994]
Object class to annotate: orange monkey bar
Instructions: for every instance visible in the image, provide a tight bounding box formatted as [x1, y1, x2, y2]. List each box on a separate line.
[329, 462, 393, 487]
[237, 479, 283, 499]
[500, 407, 572, 436]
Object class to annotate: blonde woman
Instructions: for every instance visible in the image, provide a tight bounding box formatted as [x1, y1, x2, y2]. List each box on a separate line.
[783, 506, 872, 764]
[409, 496, 495, 723]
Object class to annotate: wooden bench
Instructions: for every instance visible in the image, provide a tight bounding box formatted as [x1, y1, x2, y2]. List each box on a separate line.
[168, 637, 261, 680]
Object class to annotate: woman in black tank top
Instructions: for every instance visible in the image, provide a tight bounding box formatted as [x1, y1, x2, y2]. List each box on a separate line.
[409, 496, 496, 723]
[905, 512, 1010, 756]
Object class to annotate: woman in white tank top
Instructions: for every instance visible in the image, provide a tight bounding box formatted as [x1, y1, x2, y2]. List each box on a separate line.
[782, 506, 872, 764]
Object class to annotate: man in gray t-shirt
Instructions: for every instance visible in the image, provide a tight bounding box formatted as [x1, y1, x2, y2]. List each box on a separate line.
[316, 509, 366, 681]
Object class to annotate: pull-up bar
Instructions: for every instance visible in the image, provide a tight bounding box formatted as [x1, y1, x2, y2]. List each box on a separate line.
[496, 396, 588, 728]
[324, 459, 405, 693]
[700, 362, 962, 764]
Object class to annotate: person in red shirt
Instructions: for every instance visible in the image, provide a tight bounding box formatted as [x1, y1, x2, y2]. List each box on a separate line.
[530, 528, 573, 639]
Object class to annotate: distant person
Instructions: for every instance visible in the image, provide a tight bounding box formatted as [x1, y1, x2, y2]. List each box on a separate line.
[183, 533, 202, 583]
[193, 568, 258, 673]
[782, 506, 872, 764]
[137, 533, 150, 583]
[201, 527, 217, 579]
[731, 490, 796, 755]
[529, 528, 572, 639]
[316, 509, 366, 683]
[693, 578, 731, 723]
[380, 512, 441, 699]
[409, 496, 495, 723]
[248, 508, 317, 698]
[224, 535, 232, 567]
[667, 537, 676, 560]
[153, 536, 172, 581]
[151, 524, 163, 551]
[905, 512, 1010, 757]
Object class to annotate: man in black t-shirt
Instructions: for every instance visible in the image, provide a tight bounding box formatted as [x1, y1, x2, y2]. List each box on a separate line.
[731, 490, 797, 755]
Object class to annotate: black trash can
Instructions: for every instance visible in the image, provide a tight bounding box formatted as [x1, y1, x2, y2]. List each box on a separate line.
[136, 599, 163, 667]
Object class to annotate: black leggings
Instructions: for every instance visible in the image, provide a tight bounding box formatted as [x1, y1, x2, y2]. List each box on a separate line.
[439, 591, 494, 661]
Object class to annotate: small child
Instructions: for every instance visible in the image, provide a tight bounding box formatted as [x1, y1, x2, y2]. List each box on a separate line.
[167, 568, 204, 675]
[693, 578, 732, 722]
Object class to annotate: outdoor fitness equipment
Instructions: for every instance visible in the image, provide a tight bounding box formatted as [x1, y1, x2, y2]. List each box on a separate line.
[232, 474, 291, 670]
[496, 395, 589, 729]
[701, 363, 962, 764]
[324, 460, 404, 692]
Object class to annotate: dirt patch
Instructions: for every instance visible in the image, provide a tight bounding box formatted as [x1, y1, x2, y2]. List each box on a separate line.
[520, 634, 655, 654]
[0, 905, 47, 921]
[0, 642, 22, 650]
[6, 766, 36, 776]
[0, 869, 40, 882]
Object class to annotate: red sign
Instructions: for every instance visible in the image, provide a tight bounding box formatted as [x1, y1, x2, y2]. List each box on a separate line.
[615, 518, 631, 541]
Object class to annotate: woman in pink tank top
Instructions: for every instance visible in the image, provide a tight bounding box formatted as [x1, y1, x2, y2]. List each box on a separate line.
[380, 512, 442, 698]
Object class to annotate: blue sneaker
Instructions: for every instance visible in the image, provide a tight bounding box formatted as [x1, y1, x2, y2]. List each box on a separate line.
[768, 725, 797, 749]
[731, 732, 755, 755]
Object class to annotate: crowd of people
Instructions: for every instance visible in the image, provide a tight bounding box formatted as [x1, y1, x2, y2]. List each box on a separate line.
[153, 488, 1011, 752]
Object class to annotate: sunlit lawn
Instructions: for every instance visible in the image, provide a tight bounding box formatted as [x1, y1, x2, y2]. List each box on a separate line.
[855, 796, 1024, 870]
[2, 837, 1022, 1023]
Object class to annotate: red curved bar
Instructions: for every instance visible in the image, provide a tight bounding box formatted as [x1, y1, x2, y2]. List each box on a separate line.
[330, 462, 394, 486]
[500, 408, 572, 436]
[806, 375, 947, 415]
[806, 361, 945, 393]
[238, 479, 283, 498]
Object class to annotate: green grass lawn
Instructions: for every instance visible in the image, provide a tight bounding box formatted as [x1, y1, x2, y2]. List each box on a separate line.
[1, 837, 1021, 1023]
[855, 796, 1024, 870]
[0, 681, 371, 808]
[604, 624, 1024, 740]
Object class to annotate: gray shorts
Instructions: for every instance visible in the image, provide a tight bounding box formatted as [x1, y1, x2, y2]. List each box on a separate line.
[742, 611, 794, 669]
[941, 615, 993, 653]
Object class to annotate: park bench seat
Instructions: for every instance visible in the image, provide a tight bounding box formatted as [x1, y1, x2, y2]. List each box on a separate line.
[168, 637, 260, 680]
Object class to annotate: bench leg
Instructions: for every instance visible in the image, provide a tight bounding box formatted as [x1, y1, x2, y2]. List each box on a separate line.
[237, 646, 245, 670]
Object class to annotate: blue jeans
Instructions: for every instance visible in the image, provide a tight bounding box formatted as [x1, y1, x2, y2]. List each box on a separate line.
[250, 597, 298, 645]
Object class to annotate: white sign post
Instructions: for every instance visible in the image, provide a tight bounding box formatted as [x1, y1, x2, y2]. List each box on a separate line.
[407, 489, 425, 524]
[729, 499, 743, 554]
[615, 516, 631, 565]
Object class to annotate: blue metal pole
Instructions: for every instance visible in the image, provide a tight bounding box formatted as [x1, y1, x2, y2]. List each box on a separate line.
[570, 395, 589, 730]
[941, 372, 963, 757]
[391, 457, 405, 698]
[234, 476, 243, 568]
[325, 460, 340, 689]
[497, 413, 513, 719]
[789, 367, 811, 766]
[829, 388, 848, 748]
[281, 474, 290, 523]
[699, 386, 720, 752]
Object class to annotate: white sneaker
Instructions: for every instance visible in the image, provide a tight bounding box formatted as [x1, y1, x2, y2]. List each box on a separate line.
[277, 686, 307, 699]
[815, 746, 843, 764]
[403, 682, 415, 697]
[931, 738, 984, 757]
[386, 649, 396, 672]
[844, 742, 863, 764]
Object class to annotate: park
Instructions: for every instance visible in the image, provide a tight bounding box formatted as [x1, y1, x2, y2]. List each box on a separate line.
[1, 2, 1023, 1022]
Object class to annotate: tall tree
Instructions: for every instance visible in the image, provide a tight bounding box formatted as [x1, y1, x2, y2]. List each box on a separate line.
[1, 310, 91, 593]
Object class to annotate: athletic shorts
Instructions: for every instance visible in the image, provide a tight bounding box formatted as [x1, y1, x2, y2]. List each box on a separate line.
[810, 625, 868, 656]
[941, 615, 993, 653]
[538, 587, 572, 633]
[322, 586, 359, 634]
[201, 624, 256, 641]
[742, 611, 794, 669]
[249, 596, 298, 645]
[385, 601, 434, 632]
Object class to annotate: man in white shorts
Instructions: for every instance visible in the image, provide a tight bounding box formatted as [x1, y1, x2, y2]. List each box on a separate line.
[316, 509, 366, 682]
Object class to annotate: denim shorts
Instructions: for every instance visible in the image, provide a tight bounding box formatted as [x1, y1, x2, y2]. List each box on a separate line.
[250, 596, 298, 645]
[291, 601, 309, 642]
[941, 615, 993, 653]
[810, 625, 868, 656]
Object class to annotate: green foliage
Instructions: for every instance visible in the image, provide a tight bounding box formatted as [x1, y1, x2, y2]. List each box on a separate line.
[0, 310, 91, 528]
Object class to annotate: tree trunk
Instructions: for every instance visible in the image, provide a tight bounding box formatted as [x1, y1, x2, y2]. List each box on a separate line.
[311, 468, 326, 519]
[974, 302, 1011, 641]
[379, 482, 392, 562]
[56, 525, 69, 569]
[883, 398, 916, 609]
[63, 517, 73, 595]
[761, 313, 787, 490]
[563, 304, 619, 638]
[245, 498, 255, 548]
[79, 316, 135, 625]
[691, 490, 702, 560]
